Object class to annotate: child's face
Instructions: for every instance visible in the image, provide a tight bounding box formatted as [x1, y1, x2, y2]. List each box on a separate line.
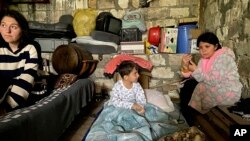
[125, 68, 140, 83]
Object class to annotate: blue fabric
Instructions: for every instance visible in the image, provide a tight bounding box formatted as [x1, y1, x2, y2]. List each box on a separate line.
[85, 103, 185, 141]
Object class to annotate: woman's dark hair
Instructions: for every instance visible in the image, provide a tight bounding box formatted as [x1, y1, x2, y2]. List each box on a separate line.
[0, 10, 32, 49]
[197, 32, 222, 50]
[118, 61, 138, 78]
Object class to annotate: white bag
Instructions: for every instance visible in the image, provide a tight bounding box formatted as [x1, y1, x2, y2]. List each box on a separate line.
[145, 89, 175, 112]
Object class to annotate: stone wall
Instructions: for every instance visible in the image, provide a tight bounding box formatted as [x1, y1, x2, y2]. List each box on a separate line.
[11, 0, 200, 94]
[11, 0, 199, 27]
[12, 0, 250, 98]
[199, 0, 250, 98]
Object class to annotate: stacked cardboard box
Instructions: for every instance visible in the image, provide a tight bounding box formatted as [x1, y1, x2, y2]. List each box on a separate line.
[119, 41, 145, 54]
[159, 27, 178, 53]
[189, 29, 202, 54]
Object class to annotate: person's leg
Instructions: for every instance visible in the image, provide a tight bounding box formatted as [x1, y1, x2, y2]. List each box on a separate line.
[179, 78, 198, 126]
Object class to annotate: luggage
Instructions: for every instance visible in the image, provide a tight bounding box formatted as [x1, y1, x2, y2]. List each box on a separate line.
[95, 12, 122, 36]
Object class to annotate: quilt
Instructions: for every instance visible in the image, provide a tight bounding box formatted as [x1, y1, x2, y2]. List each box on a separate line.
[85, 103, 188, 141]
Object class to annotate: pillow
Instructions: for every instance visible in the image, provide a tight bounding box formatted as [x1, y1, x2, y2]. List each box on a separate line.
[54, 73, 78, 89]
[145, 89, 175, 112]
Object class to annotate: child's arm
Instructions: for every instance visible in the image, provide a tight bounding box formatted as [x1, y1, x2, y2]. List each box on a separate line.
[108, 83, 134, 109]
[132, 103, 145, 115]
[135, 82, 146, 105]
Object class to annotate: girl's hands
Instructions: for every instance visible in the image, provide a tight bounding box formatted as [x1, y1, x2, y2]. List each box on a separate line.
[132, 103, 145, 115]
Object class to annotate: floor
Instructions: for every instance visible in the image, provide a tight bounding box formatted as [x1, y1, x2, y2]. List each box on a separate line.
[59, 99, 106, 141]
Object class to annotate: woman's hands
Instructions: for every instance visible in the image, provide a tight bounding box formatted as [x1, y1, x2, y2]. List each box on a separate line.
[132, 103, 145, 115]
[181, 54, 197, 72]
[188, 60, 197, 72]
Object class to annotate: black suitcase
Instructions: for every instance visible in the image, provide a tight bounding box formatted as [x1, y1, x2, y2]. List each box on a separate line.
[95, 12, 122, 36]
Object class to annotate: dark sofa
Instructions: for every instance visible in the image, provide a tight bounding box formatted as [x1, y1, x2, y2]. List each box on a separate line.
[0, 78, 94, 141]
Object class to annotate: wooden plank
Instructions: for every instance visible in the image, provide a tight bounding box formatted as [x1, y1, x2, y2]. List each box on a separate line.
[206, 111, 230, 136]
[217, 106, 250, 125]
[211, 107, 236, 127]
[194, 114, 228, 141]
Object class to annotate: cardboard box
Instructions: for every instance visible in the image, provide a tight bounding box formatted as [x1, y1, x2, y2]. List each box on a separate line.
[189, 29, 202, 39]
[160, 28, 178, 53]
[120, 41, 145, 54]
[189, 29, 202, 54]
[190, 39, 199, 54]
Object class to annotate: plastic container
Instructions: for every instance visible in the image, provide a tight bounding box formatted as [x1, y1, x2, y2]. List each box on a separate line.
[177, 25, 197, 53]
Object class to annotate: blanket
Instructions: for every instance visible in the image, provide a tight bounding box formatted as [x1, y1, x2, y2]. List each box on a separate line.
[85, 103, 187, 141]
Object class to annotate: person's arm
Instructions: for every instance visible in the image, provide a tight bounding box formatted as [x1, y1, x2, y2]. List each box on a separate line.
[7, 45, 39, 108]
[108, 82, 134, 109]
[180, 54, 193, 78]
[135, 82, 146, 106]
[192, 54, 237, 87]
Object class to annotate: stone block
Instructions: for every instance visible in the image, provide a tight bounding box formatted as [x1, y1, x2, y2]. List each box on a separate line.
[170, 7, 189, 18]
[151, 67, 174, 79]
[149, 54, 166, 66]
[98, 0, 115, 9]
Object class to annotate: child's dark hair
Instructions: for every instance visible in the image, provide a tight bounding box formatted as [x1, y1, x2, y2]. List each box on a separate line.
[118, 61, 138, 78]
[197, 32, 222, 50]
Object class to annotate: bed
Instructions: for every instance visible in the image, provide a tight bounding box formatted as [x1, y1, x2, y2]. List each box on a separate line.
[0, 78, 95, 141]
[84, 89, 191, 141]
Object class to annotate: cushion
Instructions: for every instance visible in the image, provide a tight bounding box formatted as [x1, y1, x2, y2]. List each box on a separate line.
[145, 89, 175, 113]
[54, 73, 78, 89]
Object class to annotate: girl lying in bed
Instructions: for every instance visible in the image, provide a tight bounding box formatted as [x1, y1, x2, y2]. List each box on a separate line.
[85, 61, 188, 141]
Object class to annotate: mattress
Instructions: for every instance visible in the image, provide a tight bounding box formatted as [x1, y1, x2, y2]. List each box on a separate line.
[0, 78, 94, 141]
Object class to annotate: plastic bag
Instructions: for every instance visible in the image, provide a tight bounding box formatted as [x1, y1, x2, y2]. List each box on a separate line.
[145, 89, 175, 112]
[122, 9, 147, 32]
[73, 8, 97, 36]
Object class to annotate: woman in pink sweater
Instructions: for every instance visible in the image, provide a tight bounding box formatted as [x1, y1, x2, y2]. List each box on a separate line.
[179, 32, 242, 125]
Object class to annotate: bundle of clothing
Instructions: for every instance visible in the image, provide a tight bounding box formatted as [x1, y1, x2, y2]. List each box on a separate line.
[228, 98, 250, 119]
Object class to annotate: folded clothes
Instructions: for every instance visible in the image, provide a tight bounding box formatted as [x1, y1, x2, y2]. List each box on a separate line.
[228, 98, 250, 119]
[91, 30, 120, 45]
[74, 43, 117, 54]
[71, 36, 118, 50]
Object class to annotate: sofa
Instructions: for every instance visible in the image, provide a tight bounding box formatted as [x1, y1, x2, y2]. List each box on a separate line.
[0, 78, 95, 141]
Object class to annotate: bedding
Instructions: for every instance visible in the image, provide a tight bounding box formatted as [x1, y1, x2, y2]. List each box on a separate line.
[0, 78, 94, 141]
[85, 102, 188, 141]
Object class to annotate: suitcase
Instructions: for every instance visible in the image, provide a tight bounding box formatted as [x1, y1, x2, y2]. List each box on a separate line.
[95, 12, 122, 36]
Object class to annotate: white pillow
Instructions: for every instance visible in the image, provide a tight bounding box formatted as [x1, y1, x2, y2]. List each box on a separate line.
[145, 89, 175, 113]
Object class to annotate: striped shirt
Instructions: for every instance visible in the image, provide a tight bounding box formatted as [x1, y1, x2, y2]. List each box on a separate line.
[0, 44, 38, 108]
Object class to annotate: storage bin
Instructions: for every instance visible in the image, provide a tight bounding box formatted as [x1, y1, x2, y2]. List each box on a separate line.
[177, 25, 197, 53]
